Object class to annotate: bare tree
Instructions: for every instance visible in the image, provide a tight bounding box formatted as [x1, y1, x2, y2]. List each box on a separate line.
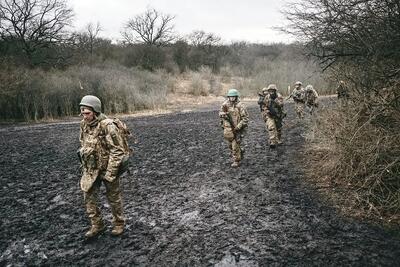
[85, 22, 101, 56]
[121, 8, 175, 46]
[0, 0, 74, 65]
[187, 30, 221, 47]
[282, 0, 400, 73]
[74, 22, 102, 56]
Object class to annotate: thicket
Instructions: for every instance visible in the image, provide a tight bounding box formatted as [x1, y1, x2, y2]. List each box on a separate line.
[285, 0, 400, 221]
[0, 63, 172, 121]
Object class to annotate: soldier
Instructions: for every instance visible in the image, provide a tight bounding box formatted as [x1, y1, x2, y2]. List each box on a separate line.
[260, 84, 285, 148]
[219, 89, 249, 167]
[288, 81, 305, 119]
[336, 80, 349, 100]
[78, 95, 129, 238]
[304, 84, 319, 115]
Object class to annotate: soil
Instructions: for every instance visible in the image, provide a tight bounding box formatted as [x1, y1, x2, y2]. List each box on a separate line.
[0, 99, 399, 266]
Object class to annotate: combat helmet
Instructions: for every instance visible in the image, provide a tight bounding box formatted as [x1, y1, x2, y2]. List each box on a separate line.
[227, 88, 239, 97]
[79, 95, 102, 113]
[267, 84, 277, 91]
[305, 85, 314, 91]
[294, 81, 302, 86]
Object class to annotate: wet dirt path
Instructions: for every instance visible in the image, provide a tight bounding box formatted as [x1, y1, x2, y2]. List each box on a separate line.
[0, 100, 399, 266]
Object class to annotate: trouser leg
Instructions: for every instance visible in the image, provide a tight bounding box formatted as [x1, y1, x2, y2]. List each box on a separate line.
[277, 124, 283, 144]
[295, 102, 304, 118]
[104, 177, 125, 227]
[232, 138, 242, 162]
[84, 178, 103, 227]
[266, 117, 278, 146]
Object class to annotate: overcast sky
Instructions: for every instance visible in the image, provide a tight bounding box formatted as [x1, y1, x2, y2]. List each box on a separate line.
[68, 0, 293, 44]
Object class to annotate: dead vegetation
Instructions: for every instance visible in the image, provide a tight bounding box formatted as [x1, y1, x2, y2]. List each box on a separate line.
[284, 0, 400, 225]
[304, 95, 400, 225]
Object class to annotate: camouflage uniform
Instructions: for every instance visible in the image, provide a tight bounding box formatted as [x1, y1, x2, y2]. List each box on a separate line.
[79, 107, 128, 237]
[304, 85, 319, 115]
[290, 82, 305, 119]
[336, 80, 349, 103]
[219, 94, 249, 167]
[260, 86, 285, 147]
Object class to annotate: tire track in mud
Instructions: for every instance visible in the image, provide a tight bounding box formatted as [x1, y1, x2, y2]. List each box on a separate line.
[0, 100, 399, 266]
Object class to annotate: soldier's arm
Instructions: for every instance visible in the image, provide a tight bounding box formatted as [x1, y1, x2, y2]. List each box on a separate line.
[219, 102, 228, 118]
[104, 123, 125, 181]
[276, 94, 284, 106]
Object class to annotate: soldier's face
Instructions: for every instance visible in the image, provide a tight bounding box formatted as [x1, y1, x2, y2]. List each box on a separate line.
[228, 96, 237, 102]
[80, 107, 95, 122]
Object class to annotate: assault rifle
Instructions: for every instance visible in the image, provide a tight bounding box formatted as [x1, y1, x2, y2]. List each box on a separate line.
[222, 105, 237, 137]
[267, 98, 279, 118]
[77, 149, 83, 164]
[286, 90, 305, 102]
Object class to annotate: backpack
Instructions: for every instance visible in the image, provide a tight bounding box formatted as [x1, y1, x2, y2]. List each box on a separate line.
[107, 117, 134, 175]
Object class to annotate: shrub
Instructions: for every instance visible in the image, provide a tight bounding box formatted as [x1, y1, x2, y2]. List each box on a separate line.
[187, 71, 209, 96]
[0, 64, 169, 121]
[306, 92, 400, 221]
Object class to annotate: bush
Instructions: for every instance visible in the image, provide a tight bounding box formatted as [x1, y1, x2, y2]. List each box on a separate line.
[306, 92, 400, 221]
[0, 64, 169, 121]
[187, 71, 208, 96]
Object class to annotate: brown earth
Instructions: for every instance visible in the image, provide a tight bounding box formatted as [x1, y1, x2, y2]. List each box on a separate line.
[0, 99, 399, 266]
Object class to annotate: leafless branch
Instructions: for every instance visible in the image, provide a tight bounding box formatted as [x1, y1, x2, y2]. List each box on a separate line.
[121, 7, 175, 46]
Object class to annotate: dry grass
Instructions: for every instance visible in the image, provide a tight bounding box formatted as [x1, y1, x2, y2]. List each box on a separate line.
[304, 96, 400, 225]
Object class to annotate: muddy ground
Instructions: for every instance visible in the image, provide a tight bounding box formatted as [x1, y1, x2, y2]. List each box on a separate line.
[0, 99, 399, 266]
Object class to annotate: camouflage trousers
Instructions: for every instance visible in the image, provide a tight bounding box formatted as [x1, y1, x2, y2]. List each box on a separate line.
[265, 116, 282, 146]
[226, 132, 245, 163]
[294, 101, 304, 119]
[305, 102, 316, 115]
[84, 174, 125, 227]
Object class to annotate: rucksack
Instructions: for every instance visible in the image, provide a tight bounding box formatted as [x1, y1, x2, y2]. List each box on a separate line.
[103, 117, 134, 175]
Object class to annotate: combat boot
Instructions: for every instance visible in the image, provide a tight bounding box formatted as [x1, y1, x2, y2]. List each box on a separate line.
[111, 225, 124, 236]
[231, 161, 240, 167]
[85, 223, 105, 238]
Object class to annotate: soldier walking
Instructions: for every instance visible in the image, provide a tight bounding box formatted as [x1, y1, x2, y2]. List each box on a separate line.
[288, 81, 305, 119]
[304, 84, 319, 115]
[260, 84, 285, 148]
[78, 95, 130, 238]
[219, 89, 249, 167]
[336, 80, 349, 102]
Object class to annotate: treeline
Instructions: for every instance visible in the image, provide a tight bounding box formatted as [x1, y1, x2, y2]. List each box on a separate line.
[0, 41, 330, 121]
[0, 1, 330, 121]
[285, 0, 400, 222]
